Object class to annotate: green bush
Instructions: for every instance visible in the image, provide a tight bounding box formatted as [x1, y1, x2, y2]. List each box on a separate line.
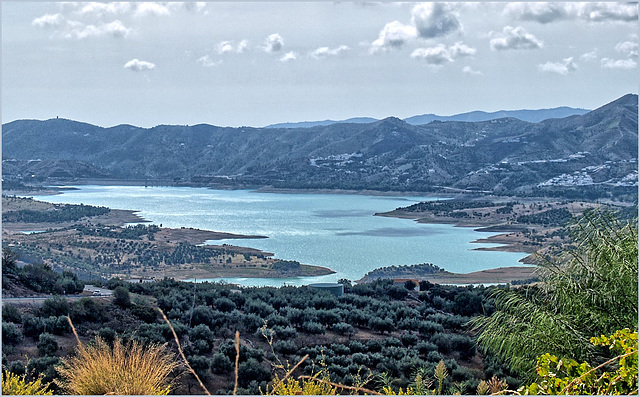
[37, 333, 59, 357]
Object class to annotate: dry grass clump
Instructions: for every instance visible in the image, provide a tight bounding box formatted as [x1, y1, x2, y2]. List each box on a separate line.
[56, 337, 179, 395]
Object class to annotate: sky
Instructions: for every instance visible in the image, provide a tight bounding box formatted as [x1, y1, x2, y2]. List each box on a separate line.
[2, 1, 638, 128]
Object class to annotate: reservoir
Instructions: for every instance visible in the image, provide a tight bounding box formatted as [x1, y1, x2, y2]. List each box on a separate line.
[31, 186, 529, 286]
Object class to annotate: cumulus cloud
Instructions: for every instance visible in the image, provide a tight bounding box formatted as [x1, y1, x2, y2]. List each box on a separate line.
[370, 21, 417, 53]
[601, 58, 637, 69]
[504, 2, 572, 24]
[538, 57, 578, 74]
[411, 2, 461, 39]
[217, 40, 249, 54]
[462, 66, 483, 75]
[411, 45, 453, 65]
[449, 42, 477, 57]
[615, 40, 638, 58]
[279, 51, 297, 62]
[310, 45, 350, 58]
[66, 20, 132, 39]
[76, 2, 133, 17]
[505, 2, 637, 23]
[124, 58, 156, 72]
[578, 2, 638, 22]
[264, 33, 284, 53]
[411, 42, 476, 66]
[580, 50, 598, 61]
[134, 2, 171, 17]
[490, 26, 543, 51]
[32, 13, 65, 28]
[197, 55, 222, 67]
[73, 2, 207, 18]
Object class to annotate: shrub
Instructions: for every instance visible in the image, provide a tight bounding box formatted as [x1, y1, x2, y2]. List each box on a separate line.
[2, 322, 23, 346]
[22, 315, 45, 338]
[332, 322, 355, 336]
[188, 324, 215, 355]
[213, 297, 236, 312]
[237, 358, 271, 387]
[2, 304, 22, 324]
[1, 371, 53, 395]
[37, 333, 59, 357]
[301, 321, 325, 334]
[40, 296, 69, 317]
[210, 352, 233, 374]
[112, 286, 131, 308]
[56, 337, 179, 395]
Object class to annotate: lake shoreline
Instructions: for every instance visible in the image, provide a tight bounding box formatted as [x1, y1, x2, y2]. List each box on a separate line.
[9, 184, 535, 284]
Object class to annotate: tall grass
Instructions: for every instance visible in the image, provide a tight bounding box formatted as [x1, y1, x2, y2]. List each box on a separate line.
[56, 337, 179, 395]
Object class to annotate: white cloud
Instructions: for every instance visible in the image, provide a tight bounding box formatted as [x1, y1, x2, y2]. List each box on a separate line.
[77, 2, 133, 17]
[73, 2, 207, 18]
[490, 26, 543, 51]
[310, 45, 350, 59]
[264, 33, 284, 53]
[370, 20, 417, 53]
[505, 2, 637, 24]
[217, 40, 249, 54]
[197, 55, 222, 67]
[615, 41, 638, 58]
[538, 57, 578, 75]
[124, 59, 156, 72]
[411, 2, 461, 39]
[462, 66, 483, 75]
[411, 42, 477, 66]
[504, 3, 572, 24]
[577, 2, 638, 22]
[411, 45, 453, 65]
[32, 13, 65, 28]
[601, 58, 637, 69]
[65, 20, 132, 39]
[449, 42, 477, 57]
[279, 51, 297, 62]
[580, 50, 598, 61]
[134, 3, 171, 17]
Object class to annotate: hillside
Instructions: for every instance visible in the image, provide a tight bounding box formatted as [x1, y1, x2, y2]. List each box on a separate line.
[265, 106, 589, 128]
[2, 95, 637, 201]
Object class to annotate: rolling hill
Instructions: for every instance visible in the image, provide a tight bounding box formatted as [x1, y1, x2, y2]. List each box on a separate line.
[2, 94, 637, 201]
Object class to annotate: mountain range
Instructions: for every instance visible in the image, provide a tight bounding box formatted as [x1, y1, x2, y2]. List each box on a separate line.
[265, 107, 590, 128]
[2, 94, 637, 201]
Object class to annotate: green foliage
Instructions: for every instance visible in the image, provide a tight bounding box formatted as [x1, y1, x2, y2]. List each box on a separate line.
[37, 333, 59, 357]
[2, 203, 109, 223]
[516, 208, 573, 226]
[1, 371, 53, 395]
[2, 322, 23, 346]
[520, 329, 638, 395]
[112, 286, 131, 308]
[41, 296, 70, 317]
[472, 210, 638, 374]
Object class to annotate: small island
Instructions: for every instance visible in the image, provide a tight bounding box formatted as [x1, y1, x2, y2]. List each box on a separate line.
[358, 262, 537, 285]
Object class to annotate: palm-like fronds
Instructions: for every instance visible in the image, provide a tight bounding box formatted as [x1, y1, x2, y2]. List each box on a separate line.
[472, 209, 638, 375]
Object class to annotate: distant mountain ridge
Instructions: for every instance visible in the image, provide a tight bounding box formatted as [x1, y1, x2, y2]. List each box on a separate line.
[2, 94, 636, 201]
[266, 106, 590, 128]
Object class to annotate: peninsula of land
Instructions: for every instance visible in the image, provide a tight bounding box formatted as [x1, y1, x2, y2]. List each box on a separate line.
[1, 196, 334, 281]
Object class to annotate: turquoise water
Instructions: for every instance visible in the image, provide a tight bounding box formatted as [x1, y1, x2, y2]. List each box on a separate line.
[31, 186, 528, 286]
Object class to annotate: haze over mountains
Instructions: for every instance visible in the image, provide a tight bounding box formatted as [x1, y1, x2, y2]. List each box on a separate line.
[266, 106, 590, 129]
[2, 94, 637, 201]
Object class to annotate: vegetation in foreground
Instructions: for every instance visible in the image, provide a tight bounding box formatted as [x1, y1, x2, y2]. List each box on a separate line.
[2, 209, 637, 395]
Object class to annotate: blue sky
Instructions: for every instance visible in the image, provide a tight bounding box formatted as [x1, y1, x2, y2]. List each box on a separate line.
[2, 2, 637, 127]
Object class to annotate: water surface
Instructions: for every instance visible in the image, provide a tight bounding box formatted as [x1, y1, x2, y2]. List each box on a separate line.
[32, 186, 528, 286]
